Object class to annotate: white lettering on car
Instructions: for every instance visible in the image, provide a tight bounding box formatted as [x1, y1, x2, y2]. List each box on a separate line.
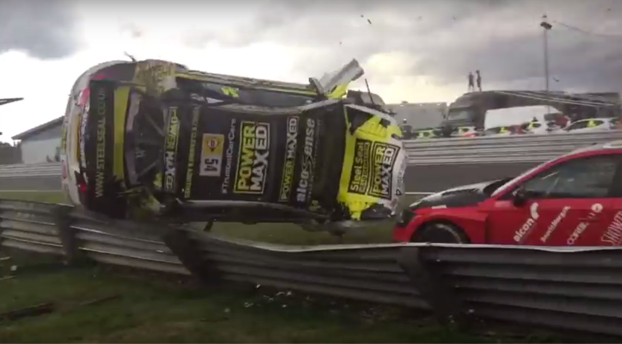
[567, 203, 603, 245]
[601, 211, 622, 246]
[540, 206, 571, 243]
[514, 202, 539, 243]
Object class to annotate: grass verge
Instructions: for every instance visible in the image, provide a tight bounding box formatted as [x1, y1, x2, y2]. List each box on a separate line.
[0, 256, 558, 343]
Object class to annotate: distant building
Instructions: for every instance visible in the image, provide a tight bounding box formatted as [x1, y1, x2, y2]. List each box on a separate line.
[12, 117, 63, 164]
[386, 101, 447, 130]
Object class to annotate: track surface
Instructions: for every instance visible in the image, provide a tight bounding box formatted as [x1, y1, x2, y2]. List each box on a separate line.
[0, 163, 539, 193]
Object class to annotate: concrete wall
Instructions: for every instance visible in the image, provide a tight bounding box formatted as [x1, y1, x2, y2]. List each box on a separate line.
[19, 124, 62, 164]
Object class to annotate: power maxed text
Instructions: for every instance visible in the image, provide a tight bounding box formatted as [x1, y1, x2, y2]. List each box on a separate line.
[234, 121, 270, 194]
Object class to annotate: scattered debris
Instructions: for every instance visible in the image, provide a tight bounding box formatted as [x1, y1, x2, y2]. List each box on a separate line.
[78, 295, 120, 308]
[0, 303, 55, 321]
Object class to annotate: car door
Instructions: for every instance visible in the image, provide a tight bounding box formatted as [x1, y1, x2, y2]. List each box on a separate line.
[485, 153, 622, 246]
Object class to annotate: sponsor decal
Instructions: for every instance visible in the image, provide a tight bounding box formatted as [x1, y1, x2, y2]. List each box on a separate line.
[184, 106, 200, 198]
[234, 121, 270, 194]
[348, 139, 372, 195]
[567, 203, 603, 245]
[163, 107, 180, 193]
[200, 133, 224, 177]
[540, 206, 571, 243]
[78, 87, 90, 170]
[221, 119, 237, 194]
[601, 211, 622, 246]
[368, 142, 400, 200]
[279, 116, 298, 202]
[296, 118, 316, 203]
[94, 87, 107, 198]
[513, 202, 539, 243]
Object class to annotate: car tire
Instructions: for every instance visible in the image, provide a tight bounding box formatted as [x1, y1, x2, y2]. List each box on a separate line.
[411, 222, 470, 244]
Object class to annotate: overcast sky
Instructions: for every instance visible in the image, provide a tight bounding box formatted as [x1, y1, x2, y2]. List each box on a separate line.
[1, 0, 621, 139]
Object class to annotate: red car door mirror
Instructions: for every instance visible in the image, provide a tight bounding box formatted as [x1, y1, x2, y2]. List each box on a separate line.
[513, 187, 529, 207]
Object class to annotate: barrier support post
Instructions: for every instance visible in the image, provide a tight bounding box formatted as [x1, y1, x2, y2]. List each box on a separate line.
[398, 246, 472, 329]
[163, 228, 220, 285]
[55, 205, 86, 265]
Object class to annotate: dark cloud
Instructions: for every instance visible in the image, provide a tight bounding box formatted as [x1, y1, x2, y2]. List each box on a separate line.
[0, 0, 80, 59]
[186, 0, 622, 93]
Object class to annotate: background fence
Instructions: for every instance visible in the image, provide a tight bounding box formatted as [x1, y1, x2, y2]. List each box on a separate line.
[404, 130, 622, 165]
[0, 130, 619, 179]
[0, 198, 621, 338]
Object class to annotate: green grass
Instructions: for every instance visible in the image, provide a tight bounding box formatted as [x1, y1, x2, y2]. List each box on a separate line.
[0, 256, 558, 343]
[0, 191, 67, 204]
[0, 191, 423, 245]
[0, 193, 565, 343]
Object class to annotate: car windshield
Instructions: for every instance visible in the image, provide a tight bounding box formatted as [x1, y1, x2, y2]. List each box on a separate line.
[491, 156, 560, 197]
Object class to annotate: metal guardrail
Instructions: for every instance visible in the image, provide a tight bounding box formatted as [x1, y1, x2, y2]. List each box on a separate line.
[1, 130, 620, 177]
[0, 199, 186, 275]
[0, 163, 61, 177]
[1, 198, 622, 338]
[405, 130, 622, 165]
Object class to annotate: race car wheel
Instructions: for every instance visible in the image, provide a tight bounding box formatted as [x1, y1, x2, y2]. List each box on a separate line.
[411, 222, 470, 244]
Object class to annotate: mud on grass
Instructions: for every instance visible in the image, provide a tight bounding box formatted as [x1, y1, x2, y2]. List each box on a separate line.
[0, 256, 509, 343]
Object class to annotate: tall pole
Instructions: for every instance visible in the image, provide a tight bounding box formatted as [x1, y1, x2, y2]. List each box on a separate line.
[540, 15, 553, 113]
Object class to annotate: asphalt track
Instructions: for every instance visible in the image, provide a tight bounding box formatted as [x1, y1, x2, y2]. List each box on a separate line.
[0, 162, 540, 193]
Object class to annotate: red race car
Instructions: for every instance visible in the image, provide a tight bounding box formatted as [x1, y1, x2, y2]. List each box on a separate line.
[394, 140, 622, 246]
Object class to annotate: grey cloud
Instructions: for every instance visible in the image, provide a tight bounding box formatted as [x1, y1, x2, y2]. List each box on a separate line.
[0, 0, 80, 59]
[186, 0, 622, 94]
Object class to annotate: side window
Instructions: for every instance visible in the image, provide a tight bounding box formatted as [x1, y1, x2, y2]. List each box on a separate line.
[567, 121, 588, 131]
[518, 155, 620, 199]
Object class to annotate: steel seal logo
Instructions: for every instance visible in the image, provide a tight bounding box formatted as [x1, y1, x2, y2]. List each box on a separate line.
[367, 142, 399, 200]
[94, 86, 107, 199]
[163, 107, 180, 193]
[234, 121, 270, 194]
[279, 116, 298, 202]
[348, 138, 372, 195]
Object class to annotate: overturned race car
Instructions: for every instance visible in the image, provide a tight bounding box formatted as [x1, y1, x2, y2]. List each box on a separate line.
[60, 59, 407, 232]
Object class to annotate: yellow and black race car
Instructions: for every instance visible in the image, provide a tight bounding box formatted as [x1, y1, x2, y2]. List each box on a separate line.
[61, 59, 406, 231]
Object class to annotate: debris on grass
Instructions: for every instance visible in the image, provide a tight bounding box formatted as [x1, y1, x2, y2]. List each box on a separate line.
[77, 295, 120, 308]
[0, 303, 55, 321]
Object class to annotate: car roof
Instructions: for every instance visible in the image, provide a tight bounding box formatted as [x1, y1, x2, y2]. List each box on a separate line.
[564, 140, 622, 157]
[573, 118, 614, 123]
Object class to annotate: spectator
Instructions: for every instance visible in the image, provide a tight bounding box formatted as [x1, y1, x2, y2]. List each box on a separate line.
[476, 70, 482, 92]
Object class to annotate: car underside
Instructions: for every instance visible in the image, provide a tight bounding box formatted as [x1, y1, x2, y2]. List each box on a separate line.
[70, 68, 405, 233]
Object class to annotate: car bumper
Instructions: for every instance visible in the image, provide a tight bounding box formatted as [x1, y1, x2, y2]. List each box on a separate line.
[392, 225, 412, 242]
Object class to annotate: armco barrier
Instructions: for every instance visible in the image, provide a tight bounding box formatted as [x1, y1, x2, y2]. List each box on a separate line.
[1, 130, 621, 179]
[1, 197, 622, 338]
[0, 162, 61, 178]
[405, 130, 622, 165]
